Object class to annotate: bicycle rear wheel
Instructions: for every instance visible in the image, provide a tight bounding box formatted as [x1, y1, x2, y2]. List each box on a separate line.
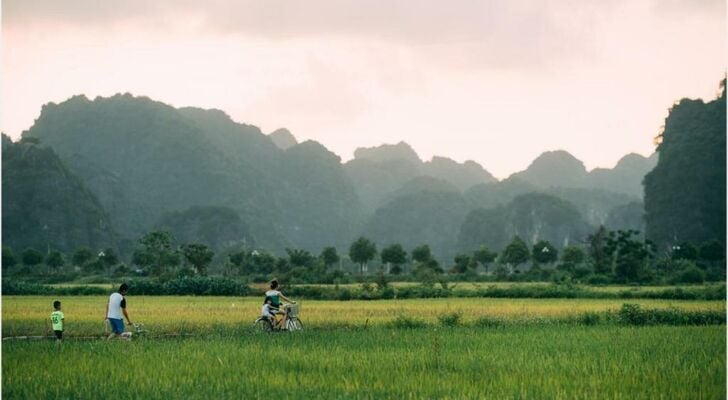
[254, 318, 273, 333]
[287, 318, 303, 331]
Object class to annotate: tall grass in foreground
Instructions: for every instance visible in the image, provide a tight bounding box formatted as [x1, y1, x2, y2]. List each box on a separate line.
[3, 325, 725, 399]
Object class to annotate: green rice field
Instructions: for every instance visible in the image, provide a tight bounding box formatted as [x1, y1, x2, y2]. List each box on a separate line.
[2, 296, 726, 399]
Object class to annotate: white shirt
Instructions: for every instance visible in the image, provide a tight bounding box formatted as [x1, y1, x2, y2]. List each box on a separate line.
[261, 303, 273, 318]
[107, 292, 125, 319]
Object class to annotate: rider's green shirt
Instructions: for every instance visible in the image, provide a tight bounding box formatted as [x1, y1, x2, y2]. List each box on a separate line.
[265, 290, 282, 307]
[51, 310, 64, 331]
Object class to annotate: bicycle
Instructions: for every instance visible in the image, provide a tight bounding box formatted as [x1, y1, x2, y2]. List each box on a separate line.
[253, 303, 303, 333]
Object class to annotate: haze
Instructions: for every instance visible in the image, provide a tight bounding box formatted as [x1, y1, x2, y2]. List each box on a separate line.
[2, 0, 725, 178]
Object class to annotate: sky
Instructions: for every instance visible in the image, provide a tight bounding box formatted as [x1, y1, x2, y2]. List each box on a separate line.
[1, 0, 725, 178]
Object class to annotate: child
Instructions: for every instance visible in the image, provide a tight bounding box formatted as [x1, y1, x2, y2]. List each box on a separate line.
[261, 296, 275, 320]
[261, 296, 283, 329]
[50, 300, 64, 342]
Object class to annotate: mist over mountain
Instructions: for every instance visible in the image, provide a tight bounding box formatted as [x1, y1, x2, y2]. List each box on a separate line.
[458, 192, 593, 253]
[5, 93, 663, 261]
[345, 142, 497, 213]
[363, 191, 470, 262]
[510, 150, 656, 198]
[510, 150, 590, 189]
[588, 153, 658, 197]
[21, 94, 360, 254]
[2, 134, 116, 253]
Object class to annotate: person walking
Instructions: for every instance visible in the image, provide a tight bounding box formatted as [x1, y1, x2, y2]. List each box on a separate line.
[105, 283, 133, 340]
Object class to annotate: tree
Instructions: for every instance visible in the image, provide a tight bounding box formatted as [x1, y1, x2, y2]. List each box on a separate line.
[451, 254, 471, 274]
[2, 246, 17, 270]
[181, 244, 214, 276]
[561, 246, 585, 265]
[472, 245, 497, 273]
[72, 247, 94, 268]
[45, 251, 65, 273]
[286, 248, 316, 268]
[320, 247, 340, 269]
[671, 242, 698, 260]
[411, 245, 433, 264]
[349, 237, 377, 274]
[587, 226, 616, 274]
[612, 230, 655, 283]
[380, 244, 407, 274]
[500, 236, 530, 272]
[229, 250, 277, 275]
[21, 248, 44, 268]
[532, 240, 558, 265]
[133, 231, 180, 276]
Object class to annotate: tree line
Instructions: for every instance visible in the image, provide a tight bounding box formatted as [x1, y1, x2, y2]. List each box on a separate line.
[3, 224, 724, 286]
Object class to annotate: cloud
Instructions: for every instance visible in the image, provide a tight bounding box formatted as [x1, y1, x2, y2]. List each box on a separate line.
[3, 0, 614, 70]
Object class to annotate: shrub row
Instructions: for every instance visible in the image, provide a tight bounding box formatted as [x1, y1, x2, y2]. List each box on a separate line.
[616, 303, 726, 326]
[2, 280, 108, 295]
[383, 305, 725, 330]
[124, 278, 249, 296]
[3, 278, 249, 296]
[4, 279, 724, 300]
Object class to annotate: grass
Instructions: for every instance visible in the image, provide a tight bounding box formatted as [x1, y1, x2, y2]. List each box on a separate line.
[3, 325, 725, 399]
[3, 296, 724, 337]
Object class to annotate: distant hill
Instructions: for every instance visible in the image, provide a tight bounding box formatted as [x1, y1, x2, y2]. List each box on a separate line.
[10, 92, 670, 262]
[458, 192, 593, 253]
[644, 80, 726, 250]
[2, 134, 116, 253]
[510, 150, 589, 189]
[353, 141, 422, 165]
[509, 149, 656, 198]
[588, 153, 657, 198]
[156, 206, 253, 251]
[22, 94, 361, 254]
[363, 191, 470, 262]
[345, 142, 496, 213]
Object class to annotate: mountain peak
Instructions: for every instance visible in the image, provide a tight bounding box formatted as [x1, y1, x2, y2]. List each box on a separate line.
[510, 150, 588, 188]
[353, 141, 421, 164]
[269, 128, 298, 150]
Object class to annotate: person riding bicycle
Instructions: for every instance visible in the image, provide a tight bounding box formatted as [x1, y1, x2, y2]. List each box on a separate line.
[265, 279, 295, 330]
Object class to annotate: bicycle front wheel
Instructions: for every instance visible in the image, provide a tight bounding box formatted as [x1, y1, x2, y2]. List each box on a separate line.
[287, 318, 303, 331]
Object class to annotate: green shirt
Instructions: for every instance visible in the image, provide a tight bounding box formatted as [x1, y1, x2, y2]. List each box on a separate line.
[51, 310, 64, 331]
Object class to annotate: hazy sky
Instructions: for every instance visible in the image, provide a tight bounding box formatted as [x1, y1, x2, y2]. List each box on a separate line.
[2, 0, 725, 178]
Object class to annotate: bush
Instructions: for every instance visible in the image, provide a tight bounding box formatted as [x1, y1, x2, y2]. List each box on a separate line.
[672, 265, 705, 284]
[617, 303, 725, 326]
[437, 312, 462, 327]
[334, 288, 352, 301]
[379, 286, 396, 299]
[587, 274, 611, 285]
[125, 277, 248, 296]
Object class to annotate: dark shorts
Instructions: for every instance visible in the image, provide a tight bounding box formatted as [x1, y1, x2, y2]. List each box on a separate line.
[108, 318, 124, 334]
[54, 330, 63, 339]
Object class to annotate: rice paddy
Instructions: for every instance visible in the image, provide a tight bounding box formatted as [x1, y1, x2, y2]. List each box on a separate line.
[2, 295, 725, 399]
